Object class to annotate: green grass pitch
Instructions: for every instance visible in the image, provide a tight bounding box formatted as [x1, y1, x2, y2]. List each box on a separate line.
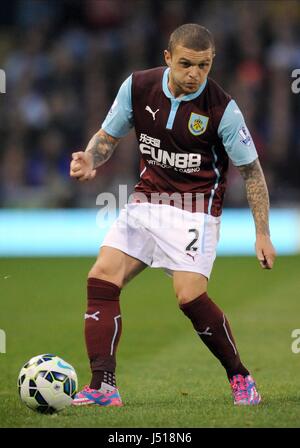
[0, 255, 300, 428]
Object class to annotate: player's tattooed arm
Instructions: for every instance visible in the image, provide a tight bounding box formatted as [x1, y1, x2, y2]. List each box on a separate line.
[237, 158, 270, 236]
[237, 158, 276, 269]
[86, 129, 120, 169]
[70, 129, 120, 181]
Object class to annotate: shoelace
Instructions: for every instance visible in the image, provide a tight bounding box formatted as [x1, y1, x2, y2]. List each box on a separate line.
[231, 377, 249, 400]
[83, 385, 93, 393]
[82, 385, 117, 396]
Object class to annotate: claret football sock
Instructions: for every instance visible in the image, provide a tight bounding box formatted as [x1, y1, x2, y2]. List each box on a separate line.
[85, 277, 122, 389]
[90, 370, 116, 390]
[180, 293, 249, 379]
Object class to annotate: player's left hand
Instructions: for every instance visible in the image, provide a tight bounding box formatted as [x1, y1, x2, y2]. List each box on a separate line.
[255, 235, 276, 269]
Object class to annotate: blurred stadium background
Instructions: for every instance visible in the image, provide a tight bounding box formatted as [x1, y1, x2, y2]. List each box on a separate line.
[0, 0, 299, 256]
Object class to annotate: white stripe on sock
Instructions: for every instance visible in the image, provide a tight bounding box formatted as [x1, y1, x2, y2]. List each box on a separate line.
[110, 315, 121, 356]
[222, 314, 237, 355]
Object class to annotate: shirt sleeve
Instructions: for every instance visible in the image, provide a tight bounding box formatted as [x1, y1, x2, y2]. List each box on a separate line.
[101, 75, 134, 138]
[217, 99, 258, 166]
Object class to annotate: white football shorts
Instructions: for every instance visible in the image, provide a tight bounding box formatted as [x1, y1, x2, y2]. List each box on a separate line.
[101, 203, 221, 278]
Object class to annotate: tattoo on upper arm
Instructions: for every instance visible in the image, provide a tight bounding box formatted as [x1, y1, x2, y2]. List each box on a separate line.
[86, 130, 119, 169]
[237, 159, 270, 236]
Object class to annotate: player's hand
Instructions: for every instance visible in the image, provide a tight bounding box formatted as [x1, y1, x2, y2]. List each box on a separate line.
[70, 151, 96, 181]
[255, 235, 276, 269]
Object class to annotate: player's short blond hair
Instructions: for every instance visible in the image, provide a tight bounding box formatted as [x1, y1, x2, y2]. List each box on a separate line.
[168, 23, 215, 55]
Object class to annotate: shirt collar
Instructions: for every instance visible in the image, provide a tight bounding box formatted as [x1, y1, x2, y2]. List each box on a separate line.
[162, 67, 207, 101]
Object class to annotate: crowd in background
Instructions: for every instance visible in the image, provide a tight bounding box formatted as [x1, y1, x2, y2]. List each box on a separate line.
[0, 0, 299, 208]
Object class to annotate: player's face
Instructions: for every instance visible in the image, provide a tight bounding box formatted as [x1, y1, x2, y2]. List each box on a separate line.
[164, 45, 214, 97]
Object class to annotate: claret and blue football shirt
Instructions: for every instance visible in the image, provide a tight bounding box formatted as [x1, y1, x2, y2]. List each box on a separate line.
[102, 68, 258, 216]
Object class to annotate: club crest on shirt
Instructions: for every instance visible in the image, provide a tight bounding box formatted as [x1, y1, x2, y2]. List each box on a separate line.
[188, 113, 209, 136]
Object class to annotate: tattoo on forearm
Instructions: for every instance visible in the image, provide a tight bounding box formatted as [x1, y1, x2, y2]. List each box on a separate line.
[86, 131, 119, 169]
[237, 159, 270, 236]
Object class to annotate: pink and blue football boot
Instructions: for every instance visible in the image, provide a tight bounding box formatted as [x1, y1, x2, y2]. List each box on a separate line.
[72, 385, 123, 407]
[230, 374, 261, 405]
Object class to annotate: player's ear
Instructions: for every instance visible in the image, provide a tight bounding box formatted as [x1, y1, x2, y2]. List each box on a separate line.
[164, 49, 172, 67]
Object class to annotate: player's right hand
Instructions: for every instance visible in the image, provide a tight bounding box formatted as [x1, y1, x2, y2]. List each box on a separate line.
[70, 151, 96, 181]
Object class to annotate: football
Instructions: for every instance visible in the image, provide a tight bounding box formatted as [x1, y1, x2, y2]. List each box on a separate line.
[17, 354, 78, 414]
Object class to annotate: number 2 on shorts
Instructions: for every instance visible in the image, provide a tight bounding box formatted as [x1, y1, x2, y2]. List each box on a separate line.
[186, 228, 199, 252]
